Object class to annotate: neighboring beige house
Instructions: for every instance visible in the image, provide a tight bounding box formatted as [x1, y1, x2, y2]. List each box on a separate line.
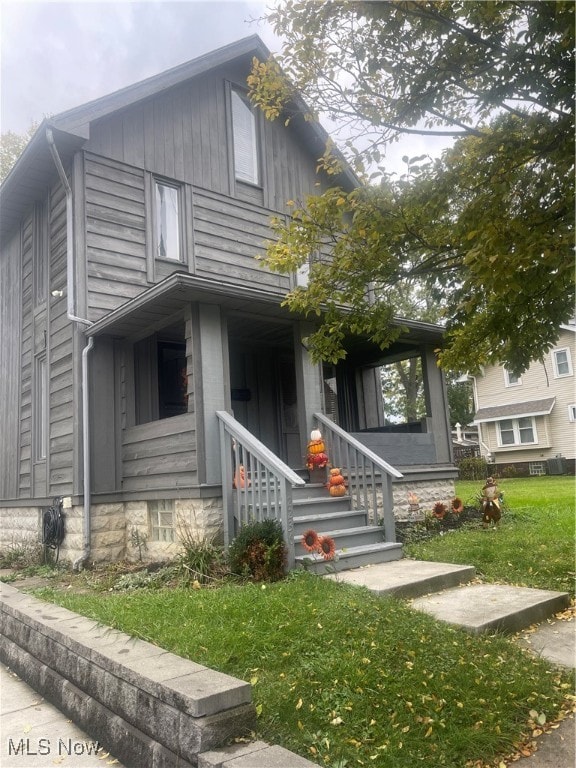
[470, 323, 576, 476]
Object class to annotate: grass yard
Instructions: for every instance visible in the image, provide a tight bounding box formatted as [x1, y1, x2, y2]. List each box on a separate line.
[35, 574, 572, 768]
[32, 475, 575, 768]
[406, 476, 575, 596]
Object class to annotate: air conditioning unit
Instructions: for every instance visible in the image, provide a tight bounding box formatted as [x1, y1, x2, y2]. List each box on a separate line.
[547, 456, 566, 475]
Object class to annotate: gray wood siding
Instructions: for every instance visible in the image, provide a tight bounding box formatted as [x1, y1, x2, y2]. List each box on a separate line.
[18, 214, 33, 495]
[122, 413, 197, 492]
[192, 188, 289, 290]
[85, 153, 148, 321]
[0, 227, 22, 498]
[48, 182, 75, 495]
[83, 63, 331, 213]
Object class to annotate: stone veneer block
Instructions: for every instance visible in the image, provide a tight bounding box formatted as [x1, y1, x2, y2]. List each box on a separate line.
[0, 582, 256, 764]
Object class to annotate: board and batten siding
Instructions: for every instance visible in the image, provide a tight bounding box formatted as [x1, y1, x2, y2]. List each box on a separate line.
[122, 413, 197, 493]
[18, 213, 33, 496]
[48, 181, 76, 495]
[0, 226, 22, 498]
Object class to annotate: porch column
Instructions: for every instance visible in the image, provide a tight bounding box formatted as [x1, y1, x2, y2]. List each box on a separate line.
[294, 321, 323, 456]
[422, 346, 453, 464]
[192, 303, 228, 485]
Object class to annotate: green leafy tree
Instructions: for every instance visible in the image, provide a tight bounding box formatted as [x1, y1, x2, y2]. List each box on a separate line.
[0, 123, 38, 182]
[250, 1, 574, 374]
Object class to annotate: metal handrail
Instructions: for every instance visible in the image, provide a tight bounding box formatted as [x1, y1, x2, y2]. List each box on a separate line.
[314, 412, 403, 542]
[217, 410, 305, 569]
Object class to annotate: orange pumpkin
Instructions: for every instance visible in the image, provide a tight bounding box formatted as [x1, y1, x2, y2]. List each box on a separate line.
[329, 484, 346, 497]
[307, 439, 325, 454]
[329, 473, 345, 486]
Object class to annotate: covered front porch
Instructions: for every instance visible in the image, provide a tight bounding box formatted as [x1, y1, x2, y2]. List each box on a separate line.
[84, 273, 456, 569]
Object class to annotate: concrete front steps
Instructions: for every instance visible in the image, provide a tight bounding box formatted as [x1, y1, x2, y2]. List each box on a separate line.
[328, 559, 571, 634]
[292, 482, 402, 573]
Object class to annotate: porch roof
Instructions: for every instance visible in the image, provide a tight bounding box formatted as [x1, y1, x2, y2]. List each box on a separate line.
[85, 272, 294, 340]
[473, 397, 556, 424]
[86, 272, 446, 353]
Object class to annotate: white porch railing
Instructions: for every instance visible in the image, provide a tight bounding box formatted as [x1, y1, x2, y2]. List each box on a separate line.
[314, 412, 403, 543]
[217, 410, 305, 569]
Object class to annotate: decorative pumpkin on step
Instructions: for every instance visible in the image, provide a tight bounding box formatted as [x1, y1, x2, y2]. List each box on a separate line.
[306, 429, 329, 473]
[306, 451, 329, 470]
[327, 467, 346, 497]
[307, 429, 325, 455]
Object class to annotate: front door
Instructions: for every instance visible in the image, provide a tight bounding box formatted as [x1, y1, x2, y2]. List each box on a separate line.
[227, 318, 300, 466]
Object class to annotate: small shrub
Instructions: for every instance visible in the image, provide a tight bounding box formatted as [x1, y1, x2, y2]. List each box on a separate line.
[228, 519, 287, 582]
[0, 540, 44, 570]
[458, 456, 489, 480]
[176, 514, 225, 584]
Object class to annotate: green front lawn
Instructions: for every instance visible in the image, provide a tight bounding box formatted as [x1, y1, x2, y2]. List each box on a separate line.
[33, 477, 575, 768]
[406, 476, 575, 595]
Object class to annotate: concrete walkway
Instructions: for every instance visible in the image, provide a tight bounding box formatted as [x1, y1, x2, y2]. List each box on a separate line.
[1, 561, 574, 767]
[1, 664, 123, 767]
[332, 560, 575, 768]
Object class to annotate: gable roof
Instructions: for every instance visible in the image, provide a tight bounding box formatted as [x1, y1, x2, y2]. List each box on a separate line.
[474, 397, 556, 424]
[0, 35, 358, 241]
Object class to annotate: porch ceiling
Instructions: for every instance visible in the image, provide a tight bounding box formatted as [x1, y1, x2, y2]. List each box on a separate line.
[85, 272, 296, 341]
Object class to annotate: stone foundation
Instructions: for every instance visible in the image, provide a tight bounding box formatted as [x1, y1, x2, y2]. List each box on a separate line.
[393, 478, 457, 521]
[0, 496, 224, 567]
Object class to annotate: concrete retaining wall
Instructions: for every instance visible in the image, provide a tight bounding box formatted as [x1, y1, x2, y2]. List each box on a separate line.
[0, 583, 319, 768]
[0, 582, 255, 767]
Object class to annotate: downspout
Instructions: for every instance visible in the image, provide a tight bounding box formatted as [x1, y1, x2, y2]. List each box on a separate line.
[46, 128, 94, 570]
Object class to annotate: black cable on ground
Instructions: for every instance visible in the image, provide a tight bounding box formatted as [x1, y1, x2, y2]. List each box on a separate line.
[43, 498, 65, 564]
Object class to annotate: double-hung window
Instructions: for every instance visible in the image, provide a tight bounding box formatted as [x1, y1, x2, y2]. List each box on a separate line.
[231, 88, 260, 186]
[497, 417, 536, 446]
[552, 347, 573, 378]
[154, 180, 181, 261]
[504, 368, 522, 387]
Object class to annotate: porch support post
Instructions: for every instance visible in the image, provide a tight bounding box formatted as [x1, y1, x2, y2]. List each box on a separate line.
[193, 303, 228, 485]
[294, 321, 323, 456]
[422, 345, 453, 464]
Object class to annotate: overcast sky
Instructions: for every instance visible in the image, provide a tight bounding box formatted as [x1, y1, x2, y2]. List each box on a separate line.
[0, 0, 450, 175]
[0, 0, 278, 133]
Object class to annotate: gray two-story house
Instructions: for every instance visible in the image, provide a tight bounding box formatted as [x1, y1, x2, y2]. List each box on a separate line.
[0, 36, 456, 571]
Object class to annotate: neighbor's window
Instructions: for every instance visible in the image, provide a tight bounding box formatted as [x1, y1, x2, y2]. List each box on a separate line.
[529, 462, 546, 476]
[504, 368, 522, 387]
[497, 417, 536, 446]
[231, 88, 259, 185]
[552, 347, 573, 378]
[155, 181, 181, 261]
[148, 500, 175, 542]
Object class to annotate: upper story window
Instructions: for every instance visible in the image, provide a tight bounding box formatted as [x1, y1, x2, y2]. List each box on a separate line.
[231, 88, 260, 186]
[552, 347, 573, 378]
[497, 416, 536, 446]
[504, 368, 522, 387]
[155, 181, 181, 261]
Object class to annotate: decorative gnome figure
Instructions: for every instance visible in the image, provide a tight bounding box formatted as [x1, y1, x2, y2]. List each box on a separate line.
[327, 467, 347, 497]
[306, 429, 329, 482]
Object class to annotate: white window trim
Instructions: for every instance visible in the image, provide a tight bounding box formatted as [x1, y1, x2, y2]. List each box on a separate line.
[568, 404, 576, 422]
[496, 416, 537, 447]
[503, 368, 522, 387]
[552, 347, 573, 378]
